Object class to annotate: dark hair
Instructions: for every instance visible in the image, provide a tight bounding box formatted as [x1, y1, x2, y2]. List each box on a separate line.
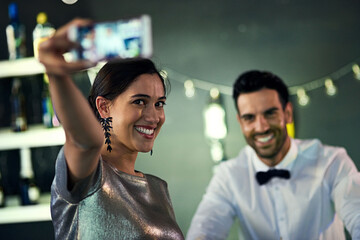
[232, 70, 289, 112]
[88, 58, 169, 120]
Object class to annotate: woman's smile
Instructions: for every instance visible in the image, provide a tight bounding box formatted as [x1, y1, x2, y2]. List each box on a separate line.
[134, 125, 156, 139]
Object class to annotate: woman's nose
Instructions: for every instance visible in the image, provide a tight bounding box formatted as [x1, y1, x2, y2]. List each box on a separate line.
[143, 105, 160, 123]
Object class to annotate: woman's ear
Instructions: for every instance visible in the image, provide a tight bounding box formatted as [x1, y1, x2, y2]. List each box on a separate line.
[96, 96, 110, 118]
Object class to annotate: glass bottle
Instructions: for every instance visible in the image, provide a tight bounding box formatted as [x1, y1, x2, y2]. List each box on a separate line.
[33, 12, 56, 59]
[33, 12, 59, 127]
[41, 75, 54, 128]
[10, 78, 27, 132]
[19, 148, 40, 205]
[0, 170, 5, 208]
[6, 2, 26, 60]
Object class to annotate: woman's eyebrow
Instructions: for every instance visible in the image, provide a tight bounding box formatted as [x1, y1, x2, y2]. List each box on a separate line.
[131, 94, 167, 100]
[131, 94, 150, 98]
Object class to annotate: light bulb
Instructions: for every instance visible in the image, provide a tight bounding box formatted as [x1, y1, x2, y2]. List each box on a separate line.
[297, 88, 310, 106]
[184, 80, 195, 98]
[160, 70, 168, 80]
[62, 0, 78, 4]
[325, 78, 337, 96]
[352, 64, 360, 80]
[210, 88, 220, 100]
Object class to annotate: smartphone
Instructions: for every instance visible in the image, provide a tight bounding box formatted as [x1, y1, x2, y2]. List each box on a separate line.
[68, 15, 152, 62]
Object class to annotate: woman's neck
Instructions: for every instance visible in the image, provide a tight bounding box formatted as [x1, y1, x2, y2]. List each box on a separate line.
[101, 147, 141, 176]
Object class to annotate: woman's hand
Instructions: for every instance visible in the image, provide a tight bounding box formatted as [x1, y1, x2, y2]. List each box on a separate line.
[38, 18, 96, 77]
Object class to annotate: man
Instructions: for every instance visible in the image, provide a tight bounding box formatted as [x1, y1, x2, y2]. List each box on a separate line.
[186, 70, 360, 240]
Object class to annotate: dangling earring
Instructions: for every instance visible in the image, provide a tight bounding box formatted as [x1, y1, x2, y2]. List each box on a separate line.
[100, 117, 112, 152]
[150, 149, 153, 156]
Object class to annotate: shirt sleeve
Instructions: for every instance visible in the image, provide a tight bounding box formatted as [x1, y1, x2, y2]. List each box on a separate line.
[186, 165, 236, 240]
[52, 146, 103, 203]
[327, 148, 360, 239]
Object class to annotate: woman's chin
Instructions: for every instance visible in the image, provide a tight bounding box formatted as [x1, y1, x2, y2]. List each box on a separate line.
[139, 146, 153, 153]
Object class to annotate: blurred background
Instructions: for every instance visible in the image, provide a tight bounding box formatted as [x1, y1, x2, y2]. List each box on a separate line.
[0, 0, 360, 239]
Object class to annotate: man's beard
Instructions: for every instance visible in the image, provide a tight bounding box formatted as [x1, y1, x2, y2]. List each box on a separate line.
[246, 126, 288, 160]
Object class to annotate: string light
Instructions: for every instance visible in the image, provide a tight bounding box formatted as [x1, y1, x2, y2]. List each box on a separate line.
[210, 88, 220, 99]
[184, 80, 195, 98]
[324, 78, 337, 96]
[296, 88, 310, 106]
[160, 59, 360, 163]
[161, 58, 360, 107]
[160, 69, 168, 80]
[352, 64, 360, 80]
[162, 68, 232, 96]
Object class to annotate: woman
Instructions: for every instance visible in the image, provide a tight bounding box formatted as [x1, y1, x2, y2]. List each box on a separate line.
[39, 19, 184, 239]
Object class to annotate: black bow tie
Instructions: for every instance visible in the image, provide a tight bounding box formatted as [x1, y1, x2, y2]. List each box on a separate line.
[256, 169, 291, 185]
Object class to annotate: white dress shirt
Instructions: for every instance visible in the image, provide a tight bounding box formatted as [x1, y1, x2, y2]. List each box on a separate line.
[187, 138, 360, 240]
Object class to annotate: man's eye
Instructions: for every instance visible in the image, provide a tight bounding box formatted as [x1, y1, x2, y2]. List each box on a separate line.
[242, 115, 254, 121]
[265, 111, 276, 118]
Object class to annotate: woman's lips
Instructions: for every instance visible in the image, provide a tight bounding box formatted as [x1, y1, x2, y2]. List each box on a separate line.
[135, 126, 155, 139]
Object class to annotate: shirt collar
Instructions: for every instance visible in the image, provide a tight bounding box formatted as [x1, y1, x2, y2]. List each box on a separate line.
[252, 138, 298, 172]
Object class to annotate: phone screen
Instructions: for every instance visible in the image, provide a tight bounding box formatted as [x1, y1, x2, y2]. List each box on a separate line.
[69, 15, 152, 62]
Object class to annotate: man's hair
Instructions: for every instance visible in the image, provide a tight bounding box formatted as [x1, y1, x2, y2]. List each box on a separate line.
[232, 70, 289, 112]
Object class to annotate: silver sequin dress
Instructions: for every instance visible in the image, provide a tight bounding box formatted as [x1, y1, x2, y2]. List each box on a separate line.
[51, 147, 184, 240]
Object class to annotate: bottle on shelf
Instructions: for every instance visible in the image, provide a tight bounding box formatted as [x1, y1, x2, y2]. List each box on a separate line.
[19, 148, 40, 206]
[0, 170, 5, 208]
[10, 78, 28, 132]
[33, 12, 56, 59]
[6, 2, 26, 60]
[33, 12, 60, 128]
[42, 75, 60, 128]
[41, 75, 53, 128]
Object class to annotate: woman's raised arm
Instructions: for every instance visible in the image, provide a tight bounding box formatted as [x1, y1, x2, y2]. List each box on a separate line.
[38, 19, 104, 186]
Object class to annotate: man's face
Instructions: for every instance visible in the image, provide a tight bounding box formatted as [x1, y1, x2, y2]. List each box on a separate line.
[236, 88, 293, 166]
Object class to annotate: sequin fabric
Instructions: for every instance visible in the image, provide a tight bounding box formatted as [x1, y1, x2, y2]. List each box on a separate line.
[51, 147, 184, 240]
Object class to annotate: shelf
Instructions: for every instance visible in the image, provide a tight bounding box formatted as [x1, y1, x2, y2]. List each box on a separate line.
[0, 55, 103, 81]
[0, 124, 65, 151]
[0, 194, 51, 224]
[0, 54, 74, 79]
[0, 57, 45, 78]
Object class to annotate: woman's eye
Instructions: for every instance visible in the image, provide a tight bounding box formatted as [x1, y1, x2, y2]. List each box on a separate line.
[156, 101, 166, 107]
[133, 99, 145, 105]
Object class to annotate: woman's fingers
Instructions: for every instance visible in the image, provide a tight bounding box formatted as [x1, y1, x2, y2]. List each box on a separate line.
[38, 18, 96, 76]
[40, 18, 93, 55]
[57, 18, 93, 36]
